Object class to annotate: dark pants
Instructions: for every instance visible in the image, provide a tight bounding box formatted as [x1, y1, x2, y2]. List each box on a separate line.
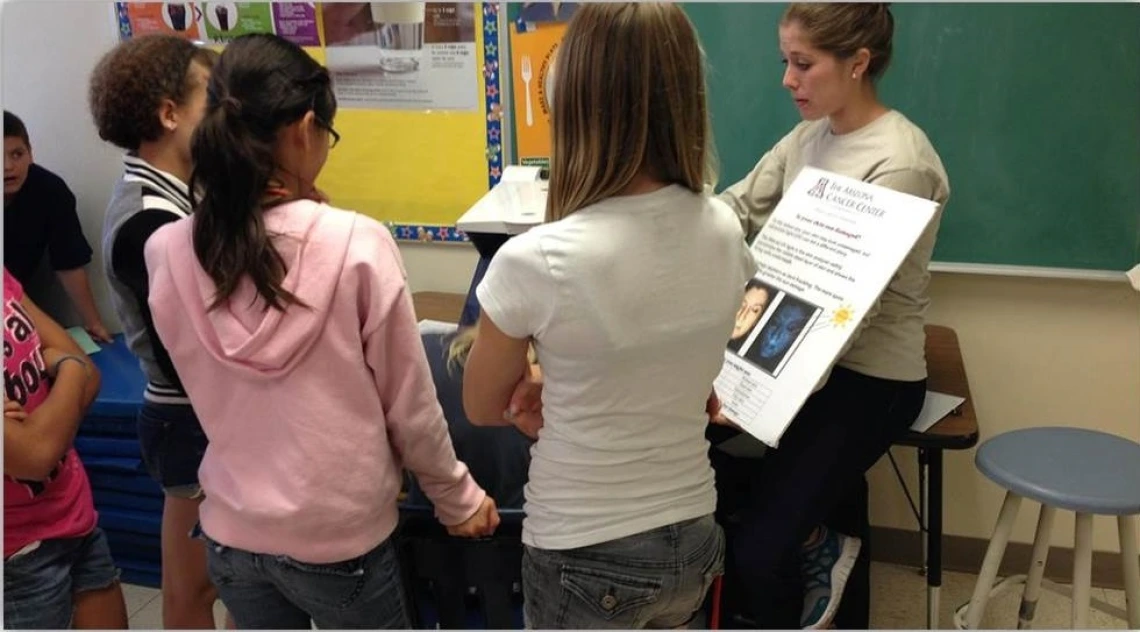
[711, 366, 925, 629]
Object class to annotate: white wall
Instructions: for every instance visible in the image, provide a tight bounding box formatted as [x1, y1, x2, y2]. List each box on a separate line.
[2, 0, 126, 327]
[5, 1, 1138, 553]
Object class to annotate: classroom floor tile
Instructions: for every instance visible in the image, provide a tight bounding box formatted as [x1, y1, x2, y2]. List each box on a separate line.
[121, 583, 160, 618]
[124, 590, 228, 630]
[868, 561, 1129, 629]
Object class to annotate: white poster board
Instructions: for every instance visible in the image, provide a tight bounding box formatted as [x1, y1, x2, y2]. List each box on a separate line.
[714, 167, 939, 447]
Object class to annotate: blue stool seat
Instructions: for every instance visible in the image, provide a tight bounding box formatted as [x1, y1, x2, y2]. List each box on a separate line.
[976, 427, 1140, 515]
[961, 427, 1140, 630]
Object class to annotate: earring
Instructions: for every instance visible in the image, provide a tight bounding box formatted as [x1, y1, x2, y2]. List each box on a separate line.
[852, 71, 858, 79]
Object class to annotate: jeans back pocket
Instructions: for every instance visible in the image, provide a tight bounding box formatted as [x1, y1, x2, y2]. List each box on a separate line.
[559, 564, 663, 623]
[277, 543, 376, 606]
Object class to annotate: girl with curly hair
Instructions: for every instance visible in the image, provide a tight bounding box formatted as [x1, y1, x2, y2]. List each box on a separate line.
[88, 35, 224, 629]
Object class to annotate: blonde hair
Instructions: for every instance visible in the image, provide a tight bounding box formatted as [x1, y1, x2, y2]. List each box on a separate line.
[446, 326, 537, 375]
[545, 3, 717, 223]
[447, 327, 479, 373]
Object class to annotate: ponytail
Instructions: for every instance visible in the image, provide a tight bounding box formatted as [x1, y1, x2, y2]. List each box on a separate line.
[187, 33, 336, 311]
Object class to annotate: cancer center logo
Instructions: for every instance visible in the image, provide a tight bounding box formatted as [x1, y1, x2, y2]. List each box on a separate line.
[807, 177, 829, 199]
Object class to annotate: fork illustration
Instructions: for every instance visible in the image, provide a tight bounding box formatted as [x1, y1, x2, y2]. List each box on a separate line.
[521, 54, 534, 127]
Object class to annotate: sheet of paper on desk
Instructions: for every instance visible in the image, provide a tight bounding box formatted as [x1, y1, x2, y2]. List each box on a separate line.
[66, 327, 102, 355]
[713, 167, 939, 449]
[418, 319, 459, 335]
[910, 391, 966, 434]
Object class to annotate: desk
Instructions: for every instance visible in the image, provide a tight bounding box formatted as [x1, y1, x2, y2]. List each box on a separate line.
[412, 292, 466, 323]
[412, 293, 980, 629]
[894, 325, 980, 629]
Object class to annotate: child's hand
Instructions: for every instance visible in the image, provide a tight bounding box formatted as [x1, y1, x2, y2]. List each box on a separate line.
[505, 367, 543, 439]
[447, 496, 501, 538]
[5, 400, 27, 422]
[85, 321, 113, 344]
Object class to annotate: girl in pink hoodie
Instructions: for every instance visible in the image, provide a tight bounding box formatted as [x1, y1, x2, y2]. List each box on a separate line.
[143, 33, 499, 629]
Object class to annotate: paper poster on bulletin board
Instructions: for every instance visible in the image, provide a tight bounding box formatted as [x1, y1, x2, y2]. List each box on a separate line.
[509, 3, 577, 168]
[114, 2, 506, 243]
[321, 3, 479, 111]
[118, 2, 319, 46]
[119, 2, 205, 40]
[199, 3, 320, 45]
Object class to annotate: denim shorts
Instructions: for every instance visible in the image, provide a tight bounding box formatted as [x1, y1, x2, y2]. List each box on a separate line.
[202, 532, 411, 629]
[3, 528, 120, 629]
[523, 514, 725, 629]
[137, 401, 208, 498]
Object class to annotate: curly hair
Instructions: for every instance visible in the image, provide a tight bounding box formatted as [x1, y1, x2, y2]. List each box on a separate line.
[88, 35, 217, 151]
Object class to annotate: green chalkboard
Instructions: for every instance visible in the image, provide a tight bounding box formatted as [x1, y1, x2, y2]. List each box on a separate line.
[686, 3, 1140, 272]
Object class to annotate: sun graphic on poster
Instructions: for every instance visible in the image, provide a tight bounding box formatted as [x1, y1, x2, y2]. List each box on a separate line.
[810, 303, 857, 333]
[830, 304, 856, 328]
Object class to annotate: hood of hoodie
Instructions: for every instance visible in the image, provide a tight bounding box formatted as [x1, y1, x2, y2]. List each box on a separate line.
[157, 200, 355, 379]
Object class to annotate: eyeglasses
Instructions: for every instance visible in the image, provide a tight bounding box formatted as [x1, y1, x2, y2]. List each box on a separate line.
[316, 116, 340, 149]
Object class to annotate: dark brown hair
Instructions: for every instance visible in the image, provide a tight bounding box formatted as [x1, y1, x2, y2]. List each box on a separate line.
[4, 111, 30, 146]
[546, 3, 715, 222]
[190, 33, 336, 311]
[782, 3, 894, 81]
[88, 35, 218, 151]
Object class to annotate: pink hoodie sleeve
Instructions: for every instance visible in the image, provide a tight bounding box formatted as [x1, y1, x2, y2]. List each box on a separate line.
[355, 221, 487, 526]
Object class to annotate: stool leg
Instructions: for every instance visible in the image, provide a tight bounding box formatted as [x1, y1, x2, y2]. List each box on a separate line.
[1017, 504, 1056, 629]
[1072, 513, 1093, 629]
[1118, 515, 1140, 629]
[964, 491, 1023, 629]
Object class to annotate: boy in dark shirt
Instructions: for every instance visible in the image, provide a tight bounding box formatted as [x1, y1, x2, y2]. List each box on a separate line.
[3, 111, 111, 342]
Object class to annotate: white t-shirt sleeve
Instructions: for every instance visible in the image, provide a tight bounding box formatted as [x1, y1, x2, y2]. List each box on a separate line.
[712, 196, 760, 287]
[475, 234, 555, 339]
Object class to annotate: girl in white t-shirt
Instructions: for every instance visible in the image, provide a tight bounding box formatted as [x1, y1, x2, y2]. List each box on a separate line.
[462, 3, 755, 628]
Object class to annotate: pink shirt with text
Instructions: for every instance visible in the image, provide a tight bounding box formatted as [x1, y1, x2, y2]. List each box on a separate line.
[4, 268, 96, 557]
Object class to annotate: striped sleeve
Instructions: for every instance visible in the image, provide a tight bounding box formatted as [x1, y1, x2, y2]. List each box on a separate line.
[110, 204, 185, 392]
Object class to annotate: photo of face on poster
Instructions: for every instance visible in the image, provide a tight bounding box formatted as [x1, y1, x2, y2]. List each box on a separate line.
[742, 292, 821, 377]
[727, 278, 778, 354]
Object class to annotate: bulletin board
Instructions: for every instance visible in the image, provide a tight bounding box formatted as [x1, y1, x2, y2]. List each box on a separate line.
[115, 2, 506, 244]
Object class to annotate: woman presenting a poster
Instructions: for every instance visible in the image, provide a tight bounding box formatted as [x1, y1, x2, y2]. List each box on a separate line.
[713, 3, 949, 630]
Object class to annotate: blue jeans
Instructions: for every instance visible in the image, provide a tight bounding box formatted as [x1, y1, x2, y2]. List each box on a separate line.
[3, 528, 120, 629]
[203, 533, 410, 629]
[137, 401, 208, 498]
[522, 514, 724, 629]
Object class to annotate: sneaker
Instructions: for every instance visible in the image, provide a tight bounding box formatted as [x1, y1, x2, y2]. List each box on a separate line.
[800, 526, 861, 629]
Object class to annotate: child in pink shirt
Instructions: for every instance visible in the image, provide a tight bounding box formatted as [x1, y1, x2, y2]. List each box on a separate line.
[3, 268, 127, 629]
[143, 34, 498, 629]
